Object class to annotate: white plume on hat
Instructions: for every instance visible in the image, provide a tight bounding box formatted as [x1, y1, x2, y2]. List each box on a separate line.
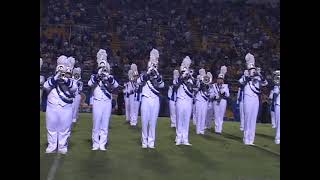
[173, 69, 179, 79]
[148, 49, 159, 69]
[218, 65, 227, 79]
[67, 57, 76, 69]
[199, 68, 206, 77]
[73, 67, 81, 75]
[56, 55, 68, 72]
[180, 56, 192, 71]
[245, 53, 255, 69]
[97, 49, 108, 62]
[128, 69, 133, 80]
[40, 58, 43, 70]
[131, 63, 138, 72]
[150, 48, 159, 59]
[57, 55, 68, 65]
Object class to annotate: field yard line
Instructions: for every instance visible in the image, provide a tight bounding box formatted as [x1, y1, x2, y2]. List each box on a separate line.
[47, 154, 62, 180]
[222, 132, 280, 156]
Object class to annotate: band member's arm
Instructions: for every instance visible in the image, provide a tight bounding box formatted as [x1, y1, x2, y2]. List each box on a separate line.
[260, 78, 268, 86]
[156, 75, 164, 88]
[223, 85, 230, 98]
[269, 89, 274, 99]
[273, 86, 280, 95]
[88, 74, 99, 87]
[40, 76, 45, 85]
[137, 73, 149, 84]
[68, 78, 78, 93]
[239, 75, 250, 85]
[108, 75, 119, 88]
[43, 77, 55, 91]
[78, 81, 83, 92]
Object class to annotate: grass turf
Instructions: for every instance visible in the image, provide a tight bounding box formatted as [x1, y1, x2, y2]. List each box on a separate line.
[40, 112, 280, 180]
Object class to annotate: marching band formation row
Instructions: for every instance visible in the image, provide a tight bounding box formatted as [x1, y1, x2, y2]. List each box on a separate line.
[40, 48, 280, 154]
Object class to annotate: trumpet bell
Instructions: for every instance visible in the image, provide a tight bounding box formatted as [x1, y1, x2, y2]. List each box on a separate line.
[202, 75, 212, 85]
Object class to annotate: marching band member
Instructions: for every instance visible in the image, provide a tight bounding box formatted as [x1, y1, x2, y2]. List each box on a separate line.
[72, 67, 83, 123]
[123, 74, 131, 123]
[88, 49, 119, 151]
[212, 66, 230, 134]
[269, 88, 276, 128]
[205, 72, 214, 130]
[129, 64, 141, 127]
[195, 69, 212, 135]
[168, 69, 179, 128]
[237, 70, 248, 131]
[137, 48, 164, 149]
[273, 70, 280, 144]
[240, 53, 268, 145]
[40, 58, 45, 106]
[43, 55, 78, 154]
[175, 56, 193, 146]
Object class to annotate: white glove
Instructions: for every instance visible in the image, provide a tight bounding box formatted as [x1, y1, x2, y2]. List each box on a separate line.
[98, 68, 103, 75]
[62, 77, 69, 83]
[54, 72, 61, 81]
[103, 73, 110, 81]
[220, 89, 225, 94]
[244, 70, 249, 77]
[147, 67, 153, 75]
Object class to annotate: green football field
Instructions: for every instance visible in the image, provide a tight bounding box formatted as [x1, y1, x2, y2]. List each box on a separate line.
[40, 112, 280, 180]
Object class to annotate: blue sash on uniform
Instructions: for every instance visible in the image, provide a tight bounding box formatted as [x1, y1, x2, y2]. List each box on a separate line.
[170, 87, 176, 101]
[248, 81, 261, 95]
[182, 84, 193, 98]
[56, 86, 73, 104]
[99, 83, 111, 99]
[147, 81, 160, 97]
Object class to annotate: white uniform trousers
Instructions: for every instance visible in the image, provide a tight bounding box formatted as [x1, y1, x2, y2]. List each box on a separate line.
[275, 105, 280, 144]
[192, 103, 197, 125]
[40, 89, 43, 106]
[213, 99, 227, 133]
[205, 102, 214, 129]
[239, 102, 245, 131]
[46, 102, 73, 152]
[176, 99, 193, 143]
[129, 94, 140, 126]
[92, 99, 112, 149]
[243, 95, 259, 144]
[271, 109, 276, 128]
[140, 96, 160, 147]
[124, 96, 130, 122]
[196, 101, 208, 134]
[169, 100, 177, 127]
[72, 94, 81, 123]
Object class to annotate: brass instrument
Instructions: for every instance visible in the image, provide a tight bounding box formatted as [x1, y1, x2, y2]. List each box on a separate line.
[74, 73, 80, 81]
[202, 75, 211, 85]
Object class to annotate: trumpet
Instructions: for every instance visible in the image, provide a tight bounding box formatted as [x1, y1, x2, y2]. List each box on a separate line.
[201, 75, 212, 85]
[73, 73, 80, 80]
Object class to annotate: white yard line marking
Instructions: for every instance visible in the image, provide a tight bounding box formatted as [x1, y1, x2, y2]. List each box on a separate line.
[47, 154, 62, 180]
